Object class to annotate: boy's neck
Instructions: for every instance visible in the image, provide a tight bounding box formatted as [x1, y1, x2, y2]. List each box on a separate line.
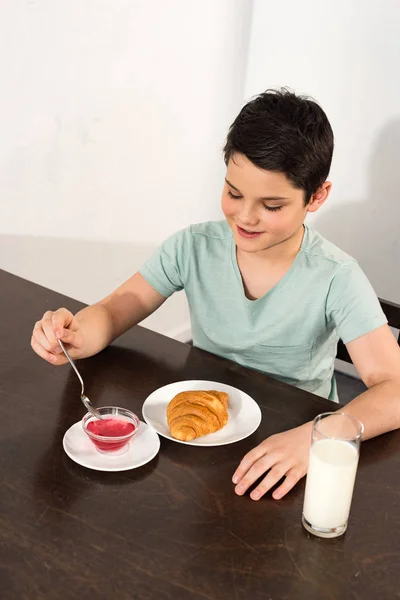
[237, 224, 305, 265]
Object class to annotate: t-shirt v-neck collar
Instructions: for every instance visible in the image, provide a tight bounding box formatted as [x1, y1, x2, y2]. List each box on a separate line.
[230, 225, 308, 305]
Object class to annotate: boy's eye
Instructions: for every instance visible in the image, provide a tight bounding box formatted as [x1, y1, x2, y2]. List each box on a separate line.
[227, 189, 282, 211]
[227, 189, 242, 200]
[263, 205, 282, 212]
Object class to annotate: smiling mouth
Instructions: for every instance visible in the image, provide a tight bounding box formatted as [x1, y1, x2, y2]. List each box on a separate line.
[237, 225, 264, 238]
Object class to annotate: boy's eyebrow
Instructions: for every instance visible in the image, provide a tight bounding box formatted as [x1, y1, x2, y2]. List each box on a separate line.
[225, 178, 289, 201]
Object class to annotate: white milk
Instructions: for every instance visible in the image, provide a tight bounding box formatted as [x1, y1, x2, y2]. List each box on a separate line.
[303, 438, 359, 530]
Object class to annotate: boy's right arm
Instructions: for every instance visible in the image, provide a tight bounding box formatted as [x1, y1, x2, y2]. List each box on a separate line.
[31, 273, 167, 366]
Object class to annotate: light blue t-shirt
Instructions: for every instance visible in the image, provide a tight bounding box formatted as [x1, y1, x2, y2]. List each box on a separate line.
[140, 221, 387, 401]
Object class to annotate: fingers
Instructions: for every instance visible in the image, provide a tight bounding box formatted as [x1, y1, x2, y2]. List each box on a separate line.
[52, 309, 83, 349]
[31, 307, 80, 365]
[33, 320, 62, 359]
[249, 463, 290, 501]
[51, 308, 74, 339]
[31, 335, 67, 366]
[57, 326, 83, 349]
[41, 308, 73, 351]
[232, 427, 310, 501]
[33, 320, 61, 354]
[234, 459, 304, 501]
[272, 467, 305, 500]
[234, 452, 277, 497]
[232, 440, 270, 485]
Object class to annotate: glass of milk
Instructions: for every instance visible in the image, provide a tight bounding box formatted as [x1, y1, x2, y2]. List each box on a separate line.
[302, 412, 364, 538]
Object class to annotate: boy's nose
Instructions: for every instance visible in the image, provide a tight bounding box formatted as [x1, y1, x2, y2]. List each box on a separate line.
[238, 205, 259, 227]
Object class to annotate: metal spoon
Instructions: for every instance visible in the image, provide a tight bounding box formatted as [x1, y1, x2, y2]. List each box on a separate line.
[57, 340, 104, 420]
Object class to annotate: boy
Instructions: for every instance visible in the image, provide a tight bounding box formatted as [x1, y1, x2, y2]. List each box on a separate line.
[31, 89, 400, 501]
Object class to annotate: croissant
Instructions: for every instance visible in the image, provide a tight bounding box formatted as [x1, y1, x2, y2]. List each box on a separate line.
[167, 390, 229, 441]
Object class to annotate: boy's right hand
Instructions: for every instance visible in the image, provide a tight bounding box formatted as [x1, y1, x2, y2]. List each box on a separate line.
[31, 308, 84, 366]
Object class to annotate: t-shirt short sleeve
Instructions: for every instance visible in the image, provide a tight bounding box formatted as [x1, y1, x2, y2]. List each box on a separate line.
[139, 228, 189, 298]
[326, 261, 387, 345]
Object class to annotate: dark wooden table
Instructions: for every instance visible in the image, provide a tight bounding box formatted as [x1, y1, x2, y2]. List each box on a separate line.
[1, 270, 399, 600]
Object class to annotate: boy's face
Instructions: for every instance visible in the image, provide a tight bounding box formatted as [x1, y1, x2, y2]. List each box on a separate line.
[222, 154, 331, 255]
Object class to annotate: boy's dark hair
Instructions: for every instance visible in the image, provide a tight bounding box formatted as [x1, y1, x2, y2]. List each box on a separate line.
[223, 88, 334, 203]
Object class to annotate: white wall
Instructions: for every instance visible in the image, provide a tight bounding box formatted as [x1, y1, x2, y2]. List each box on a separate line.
[3, 0, 397, 347]
[246, 0, 400, 304]
[0, 0, 253, 339]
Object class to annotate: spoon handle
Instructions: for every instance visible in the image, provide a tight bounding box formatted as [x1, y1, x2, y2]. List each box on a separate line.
[58, 340, 85, 396]
[57, 340, 103, 420]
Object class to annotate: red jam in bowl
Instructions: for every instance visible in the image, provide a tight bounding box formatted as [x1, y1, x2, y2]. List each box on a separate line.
[84, 416, 137, 453]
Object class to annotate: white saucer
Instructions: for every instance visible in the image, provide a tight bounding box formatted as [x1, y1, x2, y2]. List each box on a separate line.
[63, 420, 160, 471]
[142, 380, 262, 446]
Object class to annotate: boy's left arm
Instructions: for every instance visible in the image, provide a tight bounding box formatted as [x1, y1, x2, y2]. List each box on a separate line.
[233, 324, 400, 501]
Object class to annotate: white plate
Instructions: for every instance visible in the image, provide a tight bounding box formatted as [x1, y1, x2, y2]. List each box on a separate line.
[142, 380, 262, 446]
[63, 420, 160, 472]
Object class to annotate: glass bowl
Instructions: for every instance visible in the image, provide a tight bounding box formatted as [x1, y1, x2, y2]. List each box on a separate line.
[82, 406, 139, 455]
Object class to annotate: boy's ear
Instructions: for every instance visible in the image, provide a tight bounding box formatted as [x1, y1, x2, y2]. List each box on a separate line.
[307, 182, 332, 213]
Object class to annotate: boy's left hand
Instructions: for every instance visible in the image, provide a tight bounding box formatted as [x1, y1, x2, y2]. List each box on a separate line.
[232, 422, 313, 500]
